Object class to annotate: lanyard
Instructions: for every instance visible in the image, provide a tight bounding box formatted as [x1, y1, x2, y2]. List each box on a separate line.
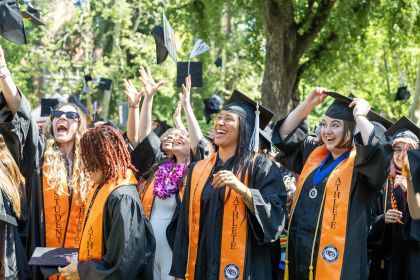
[312, 151, 350, 186]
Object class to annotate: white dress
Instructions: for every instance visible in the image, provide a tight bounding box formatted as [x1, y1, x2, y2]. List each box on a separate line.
[150, 194, 177, 280]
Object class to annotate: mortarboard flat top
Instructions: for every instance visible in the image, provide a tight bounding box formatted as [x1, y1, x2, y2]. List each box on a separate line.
[223, 89, 274, 130]
[41, 98, 59, 117]
[0, 0, 27, 44]
[177, 62, 202, 87]
[29, 247, 78, 267]
[385, 116, 420, 142]
[324, 91, 394, 129]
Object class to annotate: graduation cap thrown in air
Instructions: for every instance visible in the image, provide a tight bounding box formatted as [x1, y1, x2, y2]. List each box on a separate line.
[223, 89, 274, 152]
[395, 86, 411, 101]
[0, 0, 27, 44]
[41, 98, 59, 117]
[385, 116, 420, 144]
[98, 78, 112, 91]
[151, 25, 168, 64]
[163, 13, 179, 62]
[177, 62, 202, 87]
[323, 91, 394, 129]
[21, 4, 45, 26]
[203, 97, 220, 123]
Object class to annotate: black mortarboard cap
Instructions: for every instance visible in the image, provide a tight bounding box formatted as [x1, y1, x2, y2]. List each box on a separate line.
[215, 57, 222, 68]
[177, 62, 202, 87]
[151, 25, 168, 64]
[29, 247, 78, 267]
[223, 89, 274, 130]
[41, 98, 59, 117]
[324, 91, 394, 129]
[0, 0, 27, 44]
[385, 116, 420, 144]
[98, 78, 112, 91]
[21, 4, 45, 26]
[84, 74, 93, 82]
[68, 95, 90, 116]
[395, 86, 411, 101]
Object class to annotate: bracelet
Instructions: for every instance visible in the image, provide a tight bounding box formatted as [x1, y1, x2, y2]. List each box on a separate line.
[0, 67, 10, 79]
[129, 104, 139, 109]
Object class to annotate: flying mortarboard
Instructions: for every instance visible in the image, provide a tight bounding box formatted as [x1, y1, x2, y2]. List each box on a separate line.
[41, 98, 59, 117]
[0, 0, 27, 44]
[395, 86, 411, 101]
[21, 4, 45, 26]
[151, 25, 169, 64]
[324, 91, 394, 129]
[98, 78, 112, 91]
[385, 116, 420, 144]
[177, 62, 202, 87]
[223, 89, 274, 152]
[163, 13, 179, 62]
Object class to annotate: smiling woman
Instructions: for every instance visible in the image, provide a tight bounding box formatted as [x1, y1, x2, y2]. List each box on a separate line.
[272, 88, 393, 280]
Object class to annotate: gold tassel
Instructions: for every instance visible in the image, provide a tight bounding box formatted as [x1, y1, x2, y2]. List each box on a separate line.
[284, 260, 289, 280]
[309, 265, 314, 280]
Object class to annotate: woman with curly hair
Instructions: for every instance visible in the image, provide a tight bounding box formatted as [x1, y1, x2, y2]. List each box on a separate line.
[0, 132, 29, 279]
[124, 69, 205, 280]
[58, 125, 155, 280]
[0, 46, 90, 279]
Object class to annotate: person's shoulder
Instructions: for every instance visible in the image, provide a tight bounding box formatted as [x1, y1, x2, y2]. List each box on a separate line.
[108, 184, 140, 203]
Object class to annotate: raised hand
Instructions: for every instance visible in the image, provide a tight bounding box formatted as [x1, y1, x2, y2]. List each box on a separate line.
[172, 101, 185, 130]
[123, 79, 143, 108]
[179, 75, 191, 107]
[139, 67, 165, 97]
[349, 98, 371, 119]
[305, 87, 328, 108]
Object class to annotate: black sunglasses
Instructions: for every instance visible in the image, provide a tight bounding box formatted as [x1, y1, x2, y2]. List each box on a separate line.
[50, 110, 80, 120]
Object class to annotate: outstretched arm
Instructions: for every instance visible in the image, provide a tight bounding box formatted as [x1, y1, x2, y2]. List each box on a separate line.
[123, 79, 143, 147]
[137, 67, 165, 144]
[180, 75, 202, 152]
[279, 87, 327, 140]
[0, 46, 21, 114]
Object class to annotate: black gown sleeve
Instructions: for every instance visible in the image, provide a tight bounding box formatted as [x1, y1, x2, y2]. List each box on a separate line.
[130, 132, 167, 178]
[169, 163, 195, 278]
[247, 155, 287, 245]
[77, 185, 156, 280]
[353, 126, 393, 191]
[272, 118, 318, 174]
[190, 137, 209, 162]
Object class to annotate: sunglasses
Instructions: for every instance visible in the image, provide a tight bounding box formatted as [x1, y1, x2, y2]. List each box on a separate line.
[50, 110, 80, 120]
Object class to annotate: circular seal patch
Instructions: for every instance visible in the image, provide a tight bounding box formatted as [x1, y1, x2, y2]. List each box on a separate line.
[322, 245, 339, 263]
[309, 188, 318, 199]
[224, 264, 240, 280]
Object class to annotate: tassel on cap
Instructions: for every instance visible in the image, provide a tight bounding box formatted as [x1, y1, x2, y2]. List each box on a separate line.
[249, 104, 260, 152]
[284, 260, 289, 280]
[309, 265, 314, 280]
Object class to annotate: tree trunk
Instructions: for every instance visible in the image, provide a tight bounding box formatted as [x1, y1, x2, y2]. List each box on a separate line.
[260, 0, 336, 119]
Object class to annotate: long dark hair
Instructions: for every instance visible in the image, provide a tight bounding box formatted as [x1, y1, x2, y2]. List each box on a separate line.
[231, 115, 254, 179]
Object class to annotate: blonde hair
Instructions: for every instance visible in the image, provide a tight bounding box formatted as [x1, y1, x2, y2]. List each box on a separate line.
[0, 133, 25, 218]
[43, 103, 91, 203]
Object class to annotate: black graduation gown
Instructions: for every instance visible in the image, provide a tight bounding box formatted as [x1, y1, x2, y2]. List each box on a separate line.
[77, 184, 156, 280]
[130, 131, 207, 249]
[0, 190, 30, 279]
[170, 154, 287, 280]
[0, 90, 43, 279]
[272, 119, 392, 280]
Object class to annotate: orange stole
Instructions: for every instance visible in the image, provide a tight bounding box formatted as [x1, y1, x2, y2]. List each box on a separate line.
[140, 177, 185, 219]
[78, 170, 138, 262]
[285, 146, 355, 280]
[186, 153, 249, 280]
[42, 166, 86, 248]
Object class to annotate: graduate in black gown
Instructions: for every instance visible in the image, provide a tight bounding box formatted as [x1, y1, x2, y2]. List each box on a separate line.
[0, 132, 30, 279]
[58, 125, 155, 280]
[368, 117, 420, 280]
[170, 90, 287, 280]
[272, 88, 392, 280]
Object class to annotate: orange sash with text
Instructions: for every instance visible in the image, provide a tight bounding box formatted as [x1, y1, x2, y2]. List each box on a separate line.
[285, 146, 355, 280]
[42, 166, 86, 249]
[78, 170, 137, 262]
[186, 153, 249, 280]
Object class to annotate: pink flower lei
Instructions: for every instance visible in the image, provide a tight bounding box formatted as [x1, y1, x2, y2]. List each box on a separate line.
[153, 160, 187, 199]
